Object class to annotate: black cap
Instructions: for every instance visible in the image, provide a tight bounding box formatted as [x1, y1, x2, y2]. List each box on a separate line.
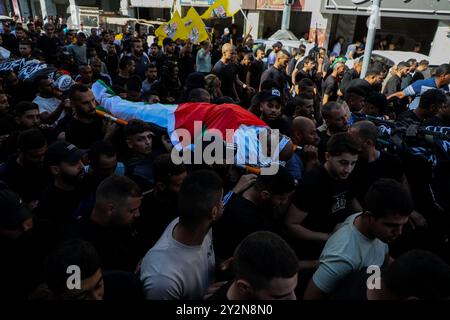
[259, 88, 282, 103]
[0, 188, 32, 230]
[163, 37, 174, 46]
[45, 141, 86, 166]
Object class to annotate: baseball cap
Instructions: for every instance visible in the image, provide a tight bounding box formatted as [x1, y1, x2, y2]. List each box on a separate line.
[45, 141, 86, 166]
[0, 186, 33, 231]
[259, 88, 282, 103]
[163, 37, 174, 46]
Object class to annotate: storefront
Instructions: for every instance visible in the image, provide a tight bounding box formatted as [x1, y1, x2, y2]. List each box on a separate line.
[321, 0, 450, 56]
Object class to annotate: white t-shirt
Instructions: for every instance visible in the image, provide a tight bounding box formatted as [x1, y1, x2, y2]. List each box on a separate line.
[312, 213, 388, 294]
[32, 96, 64, 124]
[140, 217, 216, 300]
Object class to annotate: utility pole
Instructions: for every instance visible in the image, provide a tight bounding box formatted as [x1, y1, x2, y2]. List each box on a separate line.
[360, 0, 381, 79]
[281, 0, 292, 30]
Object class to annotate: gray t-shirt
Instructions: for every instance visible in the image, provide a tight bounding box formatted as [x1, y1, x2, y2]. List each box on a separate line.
[312, 213, 388, 294]
[140, 217, 216, 300]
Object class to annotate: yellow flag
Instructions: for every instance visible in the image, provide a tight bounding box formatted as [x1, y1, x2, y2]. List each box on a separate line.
[200, 0, 240, 20]
[155, 11, 188, 45]
[183, 8, 209, 44]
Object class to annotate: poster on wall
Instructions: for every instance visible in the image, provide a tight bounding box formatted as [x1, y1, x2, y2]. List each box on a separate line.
[256, 0, 306, 11]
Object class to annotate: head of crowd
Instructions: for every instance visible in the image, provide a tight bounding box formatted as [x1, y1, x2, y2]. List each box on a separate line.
[1, 18, 450, 301]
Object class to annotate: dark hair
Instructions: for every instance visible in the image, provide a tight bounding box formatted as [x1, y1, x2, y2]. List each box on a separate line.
[68, 83, 89, 101]
[285, 96, 312, 118]
[322, 101, 343, 120]
[303, 56, 315, 64]
[366, 64, 384, 77]
[119, 56, 134, 70]
[124, 119, 152, 137]
[152, 153, 187, 186]
[17, 128, 46, 151]
[150, 43, 159, 48]
[366, 92, 388, 113]
[188, 88, 210, 102]
[45, 239, 100, 296]
[88, 140, 116, 168]
[418, 89, 447, 110]
[34, 74, 49, 86]
[178, 170, 223, 228]
[260, 79, 279, 92]
[326, 132, 361, 156]
[365, 178, 413, 218]
[131, 38, 142, 46]
[345, 86, 366, 100]
[435, 63, 450, 77]
[351, 120, 378, 145]
[145, 63, 157, 71]
[382, 249, 450, 300]
[19, 39, 32, 47]
[15, 101, 39, 116]
[254, 166, 295, 195]
[419, 60, 429, 67]
[233, 231, 299, 290]
[96, 175, 142, 206]
[406, 58, 417, 66]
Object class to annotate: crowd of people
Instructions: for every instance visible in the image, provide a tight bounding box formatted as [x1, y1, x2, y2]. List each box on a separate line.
[1, 16, 450, 301]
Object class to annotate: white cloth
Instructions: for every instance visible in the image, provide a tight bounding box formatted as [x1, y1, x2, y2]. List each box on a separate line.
[32, 96, 64, 124]
[312, 213, 388, 294]
[140, 218, 216, 300]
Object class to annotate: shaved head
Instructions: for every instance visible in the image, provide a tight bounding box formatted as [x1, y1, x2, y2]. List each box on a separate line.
[293, 116, 316, 134]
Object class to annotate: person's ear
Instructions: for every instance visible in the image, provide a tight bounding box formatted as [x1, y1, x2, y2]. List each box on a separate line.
[260, 190, 271, 201]
[236, 279, 253, 297]
[155, 182, 166, 192]
[49, 165, 60, 176]
[325, 152, 330, 162]
[210, 205, 219, 222]
[126, 137, 134, 150]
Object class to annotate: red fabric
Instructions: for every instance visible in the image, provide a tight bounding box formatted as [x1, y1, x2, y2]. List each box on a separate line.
[174, 103, 267, 143]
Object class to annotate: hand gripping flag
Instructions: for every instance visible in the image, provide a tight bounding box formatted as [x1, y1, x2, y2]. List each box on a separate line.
[155, 11, 188, 45]
[183, 8, 209, 44]
[200, 0, 240, 20]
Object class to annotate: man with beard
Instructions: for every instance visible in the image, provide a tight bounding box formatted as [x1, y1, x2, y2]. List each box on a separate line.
[258, 88, 290, 134]
[114, 56, 136, 88]
[36, 23, 63, 66]
[260, 50, 290, 97]
[212, 43, 240, 102]
[68, 175, 143, 272]
[135, 154, 187, 255]
[67, 32, 87, 66]
[317, 102, 349, 163]
[0, 129, 50, 205]
[285, 133, 361, 260]
[140, 170, 223, 300]
[156, 38, 178, 76]
[75, 64, 94, 87]
[424, 92, 450, 127]
[34, 140, 87, 228]
[32, 75, 67, 126]
[89, 58, 112, 87]
[213, 166, 295, 261]
[322, 62, 345, 105]
[286, 116, 320, 183]
[64, 84, 111, 149]
[127, 38, 150, 81]
[304, 179, 413, 300]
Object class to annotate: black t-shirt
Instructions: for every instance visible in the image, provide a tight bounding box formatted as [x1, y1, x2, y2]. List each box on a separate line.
[339, 69, 359, 94]
[213, 194, 275, 260]
[383, 75, 402, 96]
[125, 154, 155, 192]
[0, 113, 17, 136]
[212, 60, 237, 99]
[345, 78, 375, 97]
[424, 116, 450, 127]
[317, 130, 331, 164]
[113, 75, 130, 88]
[350, 151, 404, 206]
[412, 71, 425, 83]
[249, 60, 264, 90]
[397, 110, 422, 124]
[262, 115, 291, 135]
[0, 156, 51, 203]
[68, 218, 140, 272]
[65, 116, 104, 149]
[206, 281, 232, 301]
[292, 165, 354, 234]
[322, 75, 339, 102]
[134, 189, 179, 257]
[260, 66, 286, 93]
[295, 69, 314, 85]
[37, 35, 63, 65]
